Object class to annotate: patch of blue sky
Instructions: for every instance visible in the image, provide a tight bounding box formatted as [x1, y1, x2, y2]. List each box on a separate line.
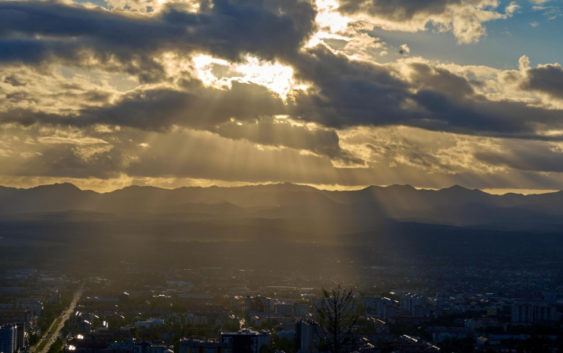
[368, 0, 562, 69]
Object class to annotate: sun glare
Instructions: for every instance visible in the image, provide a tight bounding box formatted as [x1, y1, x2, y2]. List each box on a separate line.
[315, 0, 350, 34]
[191, 54, 305, 99]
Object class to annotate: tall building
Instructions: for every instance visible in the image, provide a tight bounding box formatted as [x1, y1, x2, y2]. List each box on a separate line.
[14, 324, 24, 352]
[295, 320, 319, 353]
[511, 302, 558, 324]
[364, 297, 398, 321]
[0, 310, 31, 331]
[221, 329, 270, 353]
[133, 342, 174, 353]
[0, 324, 17, 353]
[244, 296, 274, 315]
[179, 338, 232, 353]
[399, 293, 430, 318]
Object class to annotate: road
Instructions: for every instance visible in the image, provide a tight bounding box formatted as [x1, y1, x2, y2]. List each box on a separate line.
[33, 284, 84, 353]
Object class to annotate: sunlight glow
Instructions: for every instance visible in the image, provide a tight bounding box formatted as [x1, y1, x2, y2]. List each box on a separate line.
[307, 0, 351, 48]
[540, 129, 563, 137]
[315, 0, 350, 33]
[191, 54, 307, 99]
[482, 188, 560, 195]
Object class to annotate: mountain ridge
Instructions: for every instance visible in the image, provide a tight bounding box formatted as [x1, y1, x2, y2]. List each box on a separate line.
[1, 182, 561, 196]
[0, 182, 562, 231]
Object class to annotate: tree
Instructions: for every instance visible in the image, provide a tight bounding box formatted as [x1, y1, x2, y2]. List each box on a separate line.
[315, 286, 359, 353]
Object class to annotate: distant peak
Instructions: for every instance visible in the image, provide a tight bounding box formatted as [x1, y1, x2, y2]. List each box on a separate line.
[32, 182, 81, 191]
[386, 184, 416, 191]
[441, 185, 485, 195]
[360, 184, 415, 191]
[251, 183, 315, 192]
[110, 185, 176, 195]
[118, 185, 158, 191]
[443, 185, 469, 191]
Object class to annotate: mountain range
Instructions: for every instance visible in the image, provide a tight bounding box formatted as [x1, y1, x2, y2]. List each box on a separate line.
[2, 182, 563, 272]
[1, 183, 562, 231]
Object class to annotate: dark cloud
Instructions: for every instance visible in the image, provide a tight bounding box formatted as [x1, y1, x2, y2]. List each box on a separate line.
[0, 39, 83, 65]
[476, 141, 563, 173]
[407, 62, 474, 99]
[212, 117, 362, 163]
[408, 90, 563, 138]
[81, 90, 113, 104]
[0, 79, 360, 162]
[0, 128, 121, 179]
[289, 46, 414, 127]
[521, 64, 563, 100]
[338, 0, 469, 20]
[4, 91, 37, 104]
[86, 81, 286, 129]
[16, 145, 122, 179]
[287, 47, 563, 139]
[3, 74, 27, 87]
[1, 0, 562, 149]
[0, 0, 316, 80]
[3, 46, 563, 143]
[0, 81, 286, 130]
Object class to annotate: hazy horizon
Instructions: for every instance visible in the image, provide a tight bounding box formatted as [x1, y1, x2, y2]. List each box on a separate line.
[1, 181, 562, 196]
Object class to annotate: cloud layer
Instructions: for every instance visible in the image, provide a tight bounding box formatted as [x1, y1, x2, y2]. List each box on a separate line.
[338, 0, 516, 43]
[0, 0, 562, 191]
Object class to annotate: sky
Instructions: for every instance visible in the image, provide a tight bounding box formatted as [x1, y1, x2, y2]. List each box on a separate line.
[0, 0, 563, 193]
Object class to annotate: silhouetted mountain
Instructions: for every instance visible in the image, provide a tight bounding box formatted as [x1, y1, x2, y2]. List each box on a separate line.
[0, 183, 562, 231]
[1, 183, 563, 275]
